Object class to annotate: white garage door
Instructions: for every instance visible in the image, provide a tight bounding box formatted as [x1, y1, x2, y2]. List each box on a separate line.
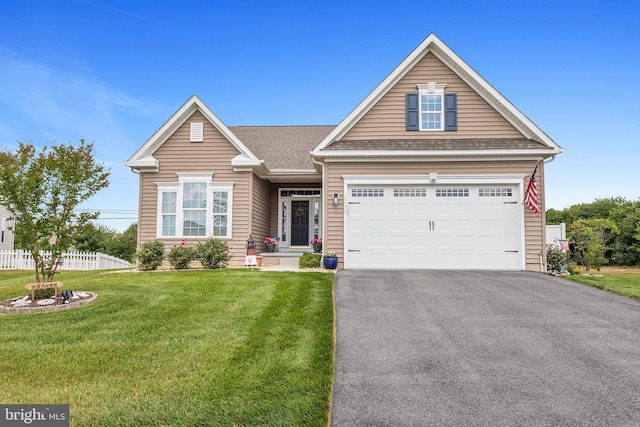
[346, 184, 521, 269]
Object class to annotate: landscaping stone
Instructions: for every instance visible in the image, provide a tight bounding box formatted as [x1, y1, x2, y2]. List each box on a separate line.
[37, 298, 56, 306]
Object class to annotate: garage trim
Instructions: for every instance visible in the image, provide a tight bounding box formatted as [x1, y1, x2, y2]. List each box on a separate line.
[342, 174, 526, 269]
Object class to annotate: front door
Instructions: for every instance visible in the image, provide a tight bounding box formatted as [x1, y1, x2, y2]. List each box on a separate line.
[291, 201, 309, 246]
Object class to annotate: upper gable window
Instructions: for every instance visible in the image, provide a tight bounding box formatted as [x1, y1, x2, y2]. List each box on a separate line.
[418, 83, 446, 131]
[190, 123, 204, 142]
[406, 83, 457, 132]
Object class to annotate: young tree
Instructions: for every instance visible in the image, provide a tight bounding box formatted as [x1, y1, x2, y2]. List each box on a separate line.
[0, 141, 109, 282]
[568, 218, 619, 271]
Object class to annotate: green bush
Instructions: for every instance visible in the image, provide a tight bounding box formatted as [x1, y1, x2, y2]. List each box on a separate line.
[567, 263, 582, 275]
[299, 252, 321, 269]
[547, 246, 570, 272]
[196, 238, 232, 269]
[33, 288, 56, 300]
[167, 241, 196, 269]
[136, 240, 165, 271]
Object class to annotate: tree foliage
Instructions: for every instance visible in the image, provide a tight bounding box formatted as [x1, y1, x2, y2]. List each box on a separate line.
[548, 197, 640, 266]
[0, 141, 109, 282]
[567, 218, 619, 271]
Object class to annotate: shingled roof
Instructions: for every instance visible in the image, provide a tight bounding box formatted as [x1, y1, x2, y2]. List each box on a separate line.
[323, 138, 553, 151]
[229, 125, 335, 170]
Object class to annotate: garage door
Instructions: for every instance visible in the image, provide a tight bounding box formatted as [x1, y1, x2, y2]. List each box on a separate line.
[346, 184, 521, 269]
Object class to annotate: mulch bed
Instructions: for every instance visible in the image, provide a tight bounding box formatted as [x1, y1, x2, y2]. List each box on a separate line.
[0, 292, 97, 314]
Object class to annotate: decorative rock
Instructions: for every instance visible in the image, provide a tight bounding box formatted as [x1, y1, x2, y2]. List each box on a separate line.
[13, 301, 31, 308]
[75, 292, 89, 298]
[37, 298, 56, 306]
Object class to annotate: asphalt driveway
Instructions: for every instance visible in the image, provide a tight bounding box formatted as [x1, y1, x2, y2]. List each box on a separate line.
[331, 270, 640, 426]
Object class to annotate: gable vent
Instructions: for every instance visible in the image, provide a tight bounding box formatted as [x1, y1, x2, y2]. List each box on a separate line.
[190, 122, 204, 142]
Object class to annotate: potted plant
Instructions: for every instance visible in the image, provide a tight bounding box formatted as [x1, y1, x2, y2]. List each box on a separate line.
[310, 237, 322, 253]
[264, 236, 279, 252]
[323, 252, 338, 270]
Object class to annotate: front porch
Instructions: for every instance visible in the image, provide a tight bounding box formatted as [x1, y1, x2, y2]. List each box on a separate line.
[259, 247, 319, 268]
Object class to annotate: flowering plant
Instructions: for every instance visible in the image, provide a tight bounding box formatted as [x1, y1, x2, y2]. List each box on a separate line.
[310, 237, 322, 244]
[264, 236, 280, 245]
[324, 252, 337, 258]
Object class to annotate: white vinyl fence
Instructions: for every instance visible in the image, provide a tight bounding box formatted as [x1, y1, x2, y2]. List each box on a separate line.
[0, 250, 133, 271]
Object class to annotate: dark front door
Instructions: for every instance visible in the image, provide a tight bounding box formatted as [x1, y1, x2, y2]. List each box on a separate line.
[291, 201, 309, 246]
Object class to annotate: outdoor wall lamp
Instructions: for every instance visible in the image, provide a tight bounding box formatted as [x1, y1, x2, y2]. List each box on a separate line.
[333, 193, 340, 206]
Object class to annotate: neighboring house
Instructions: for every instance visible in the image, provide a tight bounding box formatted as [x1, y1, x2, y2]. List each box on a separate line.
[0, 205, 15, 251]
[125, 34, 563, 271]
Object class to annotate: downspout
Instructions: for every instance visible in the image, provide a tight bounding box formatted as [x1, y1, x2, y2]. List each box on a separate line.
[540, 154, 558, 273]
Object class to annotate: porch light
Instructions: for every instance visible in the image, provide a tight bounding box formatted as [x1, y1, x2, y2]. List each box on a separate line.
[333, 193, 339, 206]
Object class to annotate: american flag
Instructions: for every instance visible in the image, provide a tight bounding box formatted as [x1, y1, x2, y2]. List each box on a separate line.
[524, 161, 539, 215]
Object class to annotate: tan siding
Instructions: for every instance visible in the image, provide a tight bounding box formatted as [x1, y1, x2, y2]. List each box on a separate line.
[138, 110, 253, 263]
[250, 174, 271, 251]
[343, 52, 524, 141]
[325, 160, 545, 271]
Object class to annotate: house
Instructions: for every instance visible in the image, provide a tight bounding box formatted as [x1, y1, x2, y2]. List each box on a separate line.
[125, 34, 562, 271]
[0, 205, 15, 251]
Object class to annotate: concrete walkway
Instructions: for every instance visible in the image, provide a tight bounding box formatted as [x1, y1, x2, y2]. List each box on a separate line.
[331, 270, 640, 426]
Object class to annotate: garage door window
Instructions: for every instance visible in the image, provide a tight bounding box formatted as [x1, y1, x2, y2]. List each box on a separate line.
[479, 187, 513, 197]
[435, 188, 469, 197]
[352, 188, 384, 197]
[394, 188, 427, 197]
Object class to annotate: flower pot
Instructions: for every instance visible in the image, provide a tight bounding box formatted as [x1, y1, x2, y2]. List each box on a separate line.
[256, 256, 263, 267]
[323, 257, 338, 270]
[266, 243, 276, 252]
[312, 243, 322, 253]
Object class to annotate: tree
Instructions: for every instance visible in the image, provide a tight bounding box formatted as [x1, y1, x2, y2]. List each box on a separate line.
[106, 223, 137, 262]
[568, 218, 619, 271]
[75, 222, 115, 253]
[0, 141, 109, 282]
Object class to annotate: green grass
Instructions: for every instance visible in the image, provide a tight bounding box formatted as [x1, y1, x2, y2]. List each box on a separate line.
[564, 267, 640, 301]
[0, 269, 335, 426]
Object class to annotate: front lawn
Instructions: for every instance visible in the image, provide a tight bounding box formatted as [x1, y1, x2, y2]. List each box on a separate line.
[0, 269, 335, 426]
[564, 266, 640, 301]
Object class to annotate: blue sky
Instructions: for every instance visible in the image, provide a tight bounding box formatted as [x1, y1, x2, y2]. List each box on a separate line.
[1, 0, 639, 231]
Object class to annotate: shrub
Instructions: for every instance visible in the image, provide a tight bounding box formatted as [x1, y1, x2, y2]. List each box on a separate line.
[567, 263, 582, 275]
[547, 246, 570, 272]
[299, 252, 321, 269]
[167, 240, 196, 269]
[196, 238, 232, 269]
[136, 240, 165, 271]
[34, 288, 56, 300]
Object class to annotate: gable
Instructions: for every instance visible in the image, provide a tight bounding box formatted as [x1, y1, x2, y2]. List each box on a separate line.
[125, 95, 261, 172]
[342, 52, 523, 141]
[313, 34, 562, 158]
[153, 110, 243, 171]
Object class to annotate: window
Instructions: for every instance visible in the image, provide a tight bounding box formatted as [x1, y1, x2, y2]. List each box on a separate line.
[156, 174, 233, 239]
[418, 83, 446, 131]
[351, 188, 384, 198]
[406, 83, 457, 131]
[435, 188, 469, 197]
[479, 187, 513, 197]
[161, 191, 177, 236]
[394, 188, 427, 197]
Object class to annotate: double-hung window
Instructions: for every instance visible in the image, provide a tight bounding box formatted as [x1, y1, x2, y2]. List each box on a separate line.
[407, 82, 457, 131]
[156, 173, 233, 239]
[418, 83, 447, 131]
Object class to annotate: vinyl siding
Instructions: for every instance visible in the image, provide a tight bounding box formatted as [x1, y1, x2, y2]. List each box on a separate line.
[342, 52, 524, 141]
[138, 110, 252, 262]
[324, 160, 545, 271]
[250, 174, 271, 252]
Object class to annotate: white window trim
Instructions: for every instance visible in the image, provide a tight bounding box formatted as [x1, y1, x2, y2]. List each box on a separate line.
[277, 188, 322, 248]
[156, 174, 234, 239]
[417, 82, 447, 131]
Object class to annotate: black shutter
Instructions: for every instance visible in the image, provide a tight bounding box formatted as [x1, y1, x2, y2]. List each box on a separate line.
[406, 93, 419, 131]
[444, 93, 457, 131]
